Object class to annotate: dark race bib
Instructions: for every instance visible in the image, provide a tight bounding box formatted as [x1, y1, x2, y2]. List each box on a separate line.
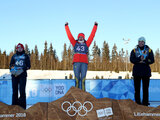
[74, 42, 88, 54]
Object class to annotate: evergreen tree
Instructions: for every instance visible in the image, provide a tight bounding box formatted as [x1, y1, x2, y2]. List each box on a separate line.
[14, 45, 17, 54]
[49, 43, 58, 70]
[30, 49, 34, 69]
[91, 41, 101, 70]
[151, 49, 160, 72]
[40, 53, 43, 70]
[34, 45, 39, 69]
[2, 51, 7, 69]
[24, 44, 30, 56]
[102, 41, 110, 70]
[111, 44, 118, 72]
[8, 51, 14, 68]
[119, 48, 125, 71]
[67, 45, 73, 70]
[43, 41, 48, 70]
[62, 43, 67, 70]
[0, 49, 1, 68]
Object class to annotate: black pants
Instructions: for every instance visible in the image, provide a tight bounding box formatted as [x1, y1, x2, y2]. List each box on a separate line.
[12, 74, 27, 109]
[133, 76, 150, 106]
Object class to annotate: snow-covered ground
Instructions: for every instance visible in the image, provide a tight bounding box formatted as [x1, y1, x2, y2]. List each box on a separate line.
[1, 69, 160, 79]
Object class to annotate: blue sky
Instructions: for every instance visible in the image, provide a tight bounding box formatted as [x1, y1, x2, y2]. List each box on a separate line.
[0, 0, 160, 60]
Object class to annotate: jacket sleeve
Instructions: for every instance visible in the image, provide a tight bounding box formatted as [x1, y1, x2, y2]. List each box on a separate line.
[25, 54, 31, 70]
[130, 49, 141, 64]
[145, 49, 154, 64]
[86, 24, 98, 47]
[65, 25, 76, 47]
[9, 55, 15, 69]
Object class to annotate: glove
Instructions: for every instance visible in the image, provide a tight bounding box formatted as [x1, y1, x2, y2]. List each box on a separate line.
[95, 22, 98, 26]
[65, 22, 68, 26]
[143, 57, 150, 64]
[10, 67, 24, 77]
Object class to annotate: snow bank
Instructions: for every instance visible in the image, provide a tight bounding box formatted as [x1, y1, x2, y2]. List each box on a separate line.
[0, 69, 160, 79]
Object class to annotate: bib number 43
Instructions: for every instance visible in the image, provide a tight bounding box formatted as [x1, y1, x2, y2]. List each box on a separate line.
[76, 46, 85, 52]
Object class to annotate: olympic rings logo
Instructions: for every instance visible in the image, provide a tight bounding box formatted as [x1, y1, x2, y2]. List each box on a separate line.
[61, 101, 93, 117]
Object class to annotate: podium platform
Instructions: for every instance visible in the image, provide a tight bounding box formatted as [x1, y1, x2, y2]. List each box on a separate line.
[0, 79, 160, 108]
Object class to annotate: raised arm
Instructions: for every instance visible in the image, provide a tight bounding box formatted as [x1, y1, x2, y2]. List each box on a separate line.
[65, 22, 76, 46]
[86, 22, 98, 47]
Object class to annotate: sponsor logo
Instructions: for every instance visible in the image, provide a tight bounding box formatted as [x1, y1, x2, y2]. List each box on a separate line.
[96, 107, 113, 118]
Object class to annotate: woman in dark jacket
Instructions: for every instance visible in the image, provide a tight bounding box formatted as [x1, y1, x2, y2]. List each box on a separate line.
[130, 37, 154, 106]
[10, 43, 31, 109]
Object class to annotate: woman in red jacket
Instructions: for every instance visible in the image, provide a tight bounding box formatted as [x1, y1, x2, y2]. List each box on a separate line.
[65, 22, 98, 90]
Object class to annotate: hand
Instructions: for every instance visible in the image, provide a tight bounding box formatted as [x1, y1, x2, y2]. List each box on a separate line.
[11, 66, 14, 69]
[65, 22, 68, 26]
[139, 61, 144, 63]
[143, 57, 149, 64]
[95, 21, 98, 26]
[140, 55, 144, 61]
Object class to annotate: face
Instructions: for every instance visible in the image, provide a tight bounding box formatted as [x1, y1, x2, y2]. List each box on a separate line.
[138, 41, 145, 47]
[78, 36, 84, 41]
[17, 47, 23, 52]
